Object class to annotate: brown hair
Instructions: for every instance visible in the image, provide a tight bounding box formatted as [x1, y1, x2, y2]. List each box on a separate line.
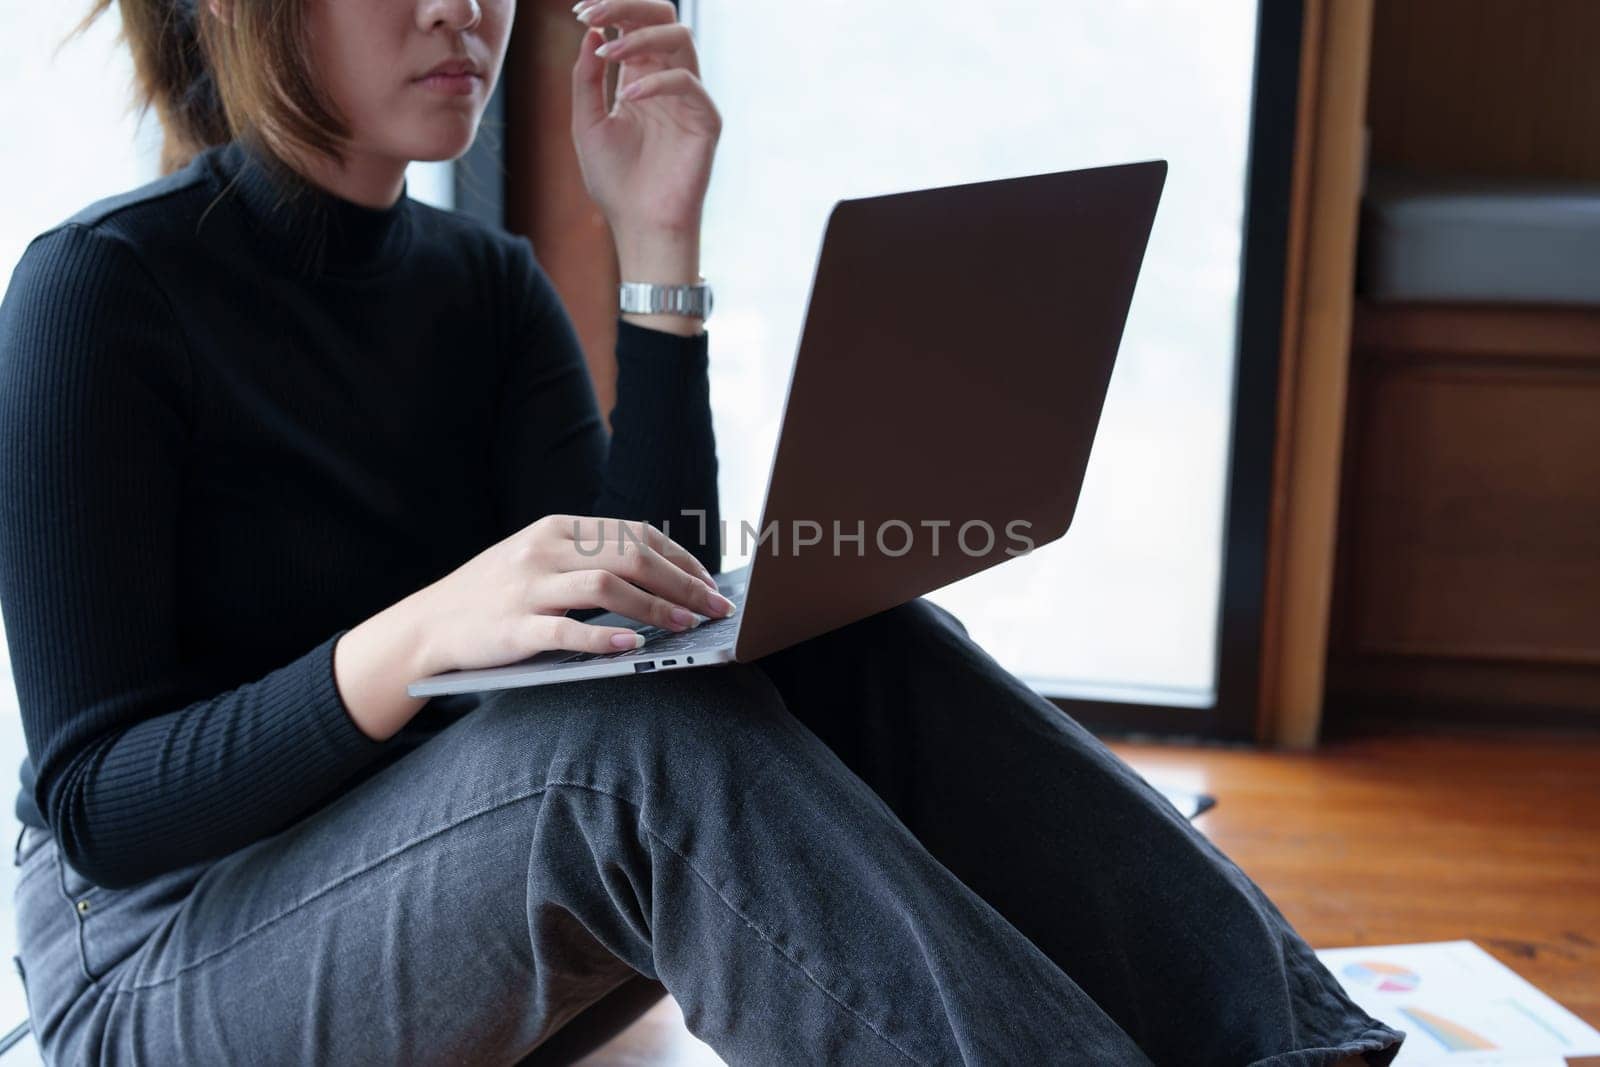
[69, 0, 348, 176]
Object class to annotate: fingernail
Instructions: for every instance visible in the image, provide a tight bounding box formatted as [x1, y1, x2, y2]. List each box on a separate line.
[712, 593, 737, 617]
[670, 606, 694, 627]
[594, 39, 617, 57]
[576, 2, 603, 23]
[611, 632, 644, 649]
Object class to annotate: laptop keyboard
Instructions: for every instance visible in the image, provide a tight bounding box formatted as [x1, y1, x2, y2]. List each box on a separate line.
[555, 568, 749, 664]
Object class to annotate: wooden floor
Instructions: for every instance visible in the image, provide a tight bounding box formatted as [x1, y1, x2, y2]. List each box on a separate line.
[567, 727, 1600, 1065]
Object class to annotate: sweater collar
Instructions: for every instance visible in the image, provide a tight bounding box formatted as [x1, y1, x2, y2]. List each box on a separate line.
[210, 138, 414, 278]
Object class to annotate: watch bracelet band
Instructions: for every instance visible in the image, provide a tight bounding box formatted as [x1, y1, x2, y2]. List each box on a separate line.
[618, 276, 713, 319]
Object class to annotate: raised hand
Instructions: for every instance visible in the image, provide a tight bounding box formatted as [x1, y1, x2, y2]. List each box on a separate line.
[570, 0, 720, 257]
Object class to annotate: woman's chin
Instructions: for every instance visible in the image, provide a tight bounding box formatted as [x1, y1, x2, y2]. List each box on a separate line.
[395, 120, 481, 165]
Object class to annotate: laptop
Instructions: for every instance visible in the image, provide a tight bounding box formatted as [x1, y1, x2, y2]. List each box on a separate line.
[407, 159, 1166, 698]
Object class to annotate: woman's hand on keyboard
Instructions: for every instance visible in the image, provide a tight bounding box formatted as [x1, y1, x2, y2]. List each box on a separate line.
[332, 515, 735, 740]
[409, 514, 737, 677]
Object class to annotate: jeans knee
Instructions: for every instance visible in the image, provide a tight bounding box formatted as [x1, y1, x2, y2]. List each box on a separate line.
[895, 596, 970, 638]
[852, 596, 972, 650]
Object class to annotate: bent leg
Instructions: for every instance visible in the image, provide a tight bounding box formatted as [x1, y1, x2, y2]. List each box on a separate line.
[60, 661, 1155, 1065]
[753, 599, 1406, 1067]
[506, 662, 1154, 1065]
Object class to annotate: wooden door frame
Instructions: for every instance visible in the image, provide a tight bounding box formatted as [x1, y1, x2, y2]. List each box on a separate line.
[1254, 0, 1374, 747]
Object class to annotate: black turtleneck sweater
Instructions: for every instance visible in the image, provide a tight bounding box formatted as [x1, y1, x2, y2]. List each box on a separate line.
[0, 139, 720, 888]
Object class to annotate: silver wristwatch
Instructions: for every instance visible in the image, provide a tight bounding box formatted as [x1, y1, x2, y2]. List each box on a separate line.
[619, 276, 713, 320]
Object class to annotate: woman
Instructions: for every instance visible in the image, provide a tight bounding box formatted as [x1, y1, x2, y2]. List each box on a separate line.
[0, 0, 1405, 1063]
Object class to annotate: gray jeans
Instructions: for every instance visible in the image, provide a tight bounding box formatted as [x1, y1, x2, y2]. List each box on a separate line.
[12, 598, 1405, 1065]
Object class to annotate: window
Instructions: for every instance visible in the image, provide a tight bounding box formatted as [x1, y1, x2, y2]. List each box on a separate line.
[689, 0, 1263, 707]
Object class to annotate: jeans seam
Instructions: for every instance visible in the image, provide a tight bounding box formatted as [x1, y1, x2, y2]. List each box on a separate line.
[543, 778, 927, 1067]
[54, 851, 102, 990]
[104, 783, 553, 996]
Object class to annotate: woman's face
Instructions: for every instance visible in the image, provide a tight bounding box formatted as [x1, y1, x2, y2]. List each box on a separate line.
[305, 0, 515, 164]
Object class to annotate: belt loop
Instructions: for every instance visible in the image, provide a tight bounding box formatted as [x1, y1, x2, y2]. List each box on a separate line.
[12, 825, 26, 867]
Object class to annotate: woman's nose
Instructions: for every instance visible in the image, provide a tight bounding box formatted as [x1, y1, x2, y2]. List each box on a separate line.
[419, 0, 482, 33]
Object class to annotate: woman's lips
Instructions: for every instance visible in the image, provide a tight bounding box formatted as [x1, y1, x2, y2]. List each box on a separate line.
[414, 72, 482, 96]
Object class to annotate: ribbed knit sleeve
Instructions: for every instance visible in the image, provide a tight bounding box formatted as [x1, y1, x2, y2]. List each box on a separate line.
[493, 242, 722, 574]
[0, 224, 389, 888]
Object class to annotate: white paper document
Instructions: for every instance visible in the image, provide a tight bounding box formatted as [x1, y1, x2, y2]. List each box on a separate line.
[1314, 940, 1600, 1066]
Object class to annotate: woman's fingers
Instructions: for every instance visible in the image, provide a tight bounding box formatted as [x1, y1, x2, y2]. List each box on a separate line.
[524, 613, 647, 655]
[609, 518, 719, 594]
[556, 568, 704, 632]
[614, 67, 715, 112]
[592, 22, 700, 78]
[573, 2, 701, 123]
[574, 0, 679, 33]
[608, 536, 735, 618]
[629, 520, 719, 592]
[571, 27, 611, 131]
[539, 515, 731, 617]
